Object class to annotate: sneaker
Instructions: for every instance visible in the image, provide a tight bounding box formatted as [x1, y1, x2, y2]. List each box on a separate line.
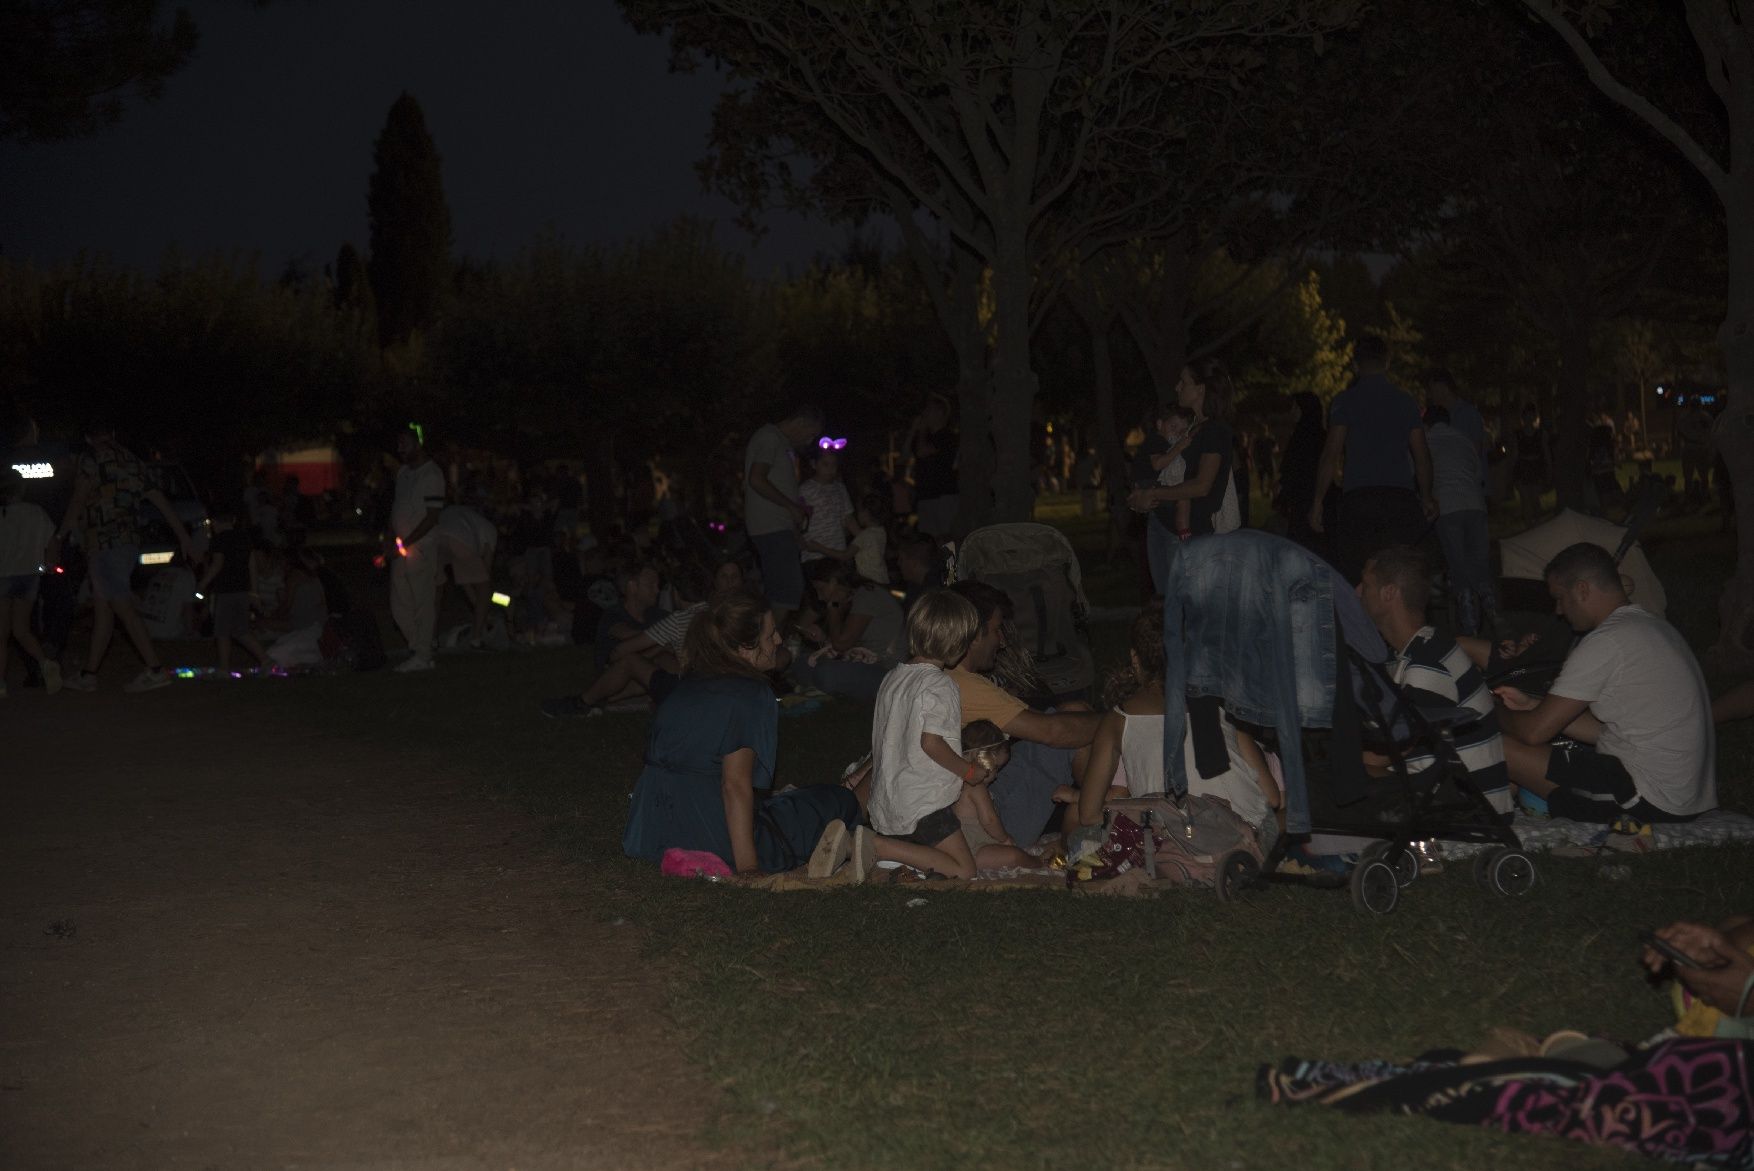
[41, 661, 62, 695]
[806, 821, 851, 878]
[123, 667, 172, 693]
[64, 671, 98, 693]
[849, 826, 876, 883]
[392, 655, 436, 673]
[541, 696, 602, 719]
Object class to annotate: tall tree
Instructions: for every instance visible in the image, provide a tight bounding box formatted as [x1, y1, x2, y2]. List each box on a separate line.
[1520, 0, 1754, 658]
[623, 0, 1355, 526]
[367, 92, 453, 349]
[0, 0, 197, 140]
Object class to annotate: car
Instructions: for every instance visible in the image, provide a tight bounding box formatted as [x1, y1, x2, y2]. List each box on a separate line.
[135, 460, 212, 569]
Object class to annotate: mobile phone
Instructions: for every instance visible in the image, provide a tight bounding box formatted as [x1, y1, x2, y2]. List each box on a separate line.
[1640, 930, 1702, 970]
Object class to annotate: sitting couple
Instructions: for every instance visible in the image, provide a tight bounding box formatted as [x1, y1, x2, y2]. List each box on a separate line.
[1467, 541, 1716, 827]
[619, 587, 1055, 879]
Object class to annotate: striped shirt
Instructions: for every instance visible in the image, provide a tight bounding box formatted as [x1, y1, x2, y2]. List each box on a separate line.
[644, 602, 704, 651]
[1392, 626, 1511, 812]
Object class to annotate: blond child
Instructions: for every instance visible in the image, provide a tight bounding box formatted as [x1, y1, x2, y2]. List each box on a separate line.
[868, 590, 986, 878]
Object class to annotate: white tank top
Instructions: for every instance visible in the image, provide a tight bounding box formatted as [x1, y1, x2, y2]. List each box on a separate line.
[1117, 710, 1271, 831]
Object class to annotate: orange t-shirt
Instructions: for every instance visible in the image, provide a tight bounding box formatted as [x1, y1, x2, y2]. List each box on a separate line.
[948, 667, 1028, 730]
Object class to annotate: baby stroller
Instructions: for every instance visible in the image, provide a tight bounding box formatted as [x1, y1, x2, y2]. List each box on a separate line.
[953, 522, 1095, 702]
[1159, 530, 1532, 916]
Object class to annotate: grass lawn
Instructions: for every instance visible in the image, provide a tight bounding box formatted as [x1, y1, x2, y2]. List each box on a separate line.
[239, 511, 1751, 1170]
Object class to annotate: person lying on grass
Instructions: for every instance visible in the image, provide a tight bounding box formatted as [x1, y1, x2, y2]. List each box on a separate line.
[867, 590, 989, 879]
[620, 587, 861, 874]
[1068, 608, 1280, 847]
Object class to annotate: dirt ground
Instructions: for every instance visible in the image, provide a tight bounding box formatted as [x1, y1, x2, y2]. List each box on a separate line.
[1, 679, 742, 1171]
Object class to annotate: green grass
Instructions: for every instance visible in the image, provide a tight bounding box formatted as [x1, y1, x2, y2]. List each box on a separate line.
[206, 522, 1752, 1170]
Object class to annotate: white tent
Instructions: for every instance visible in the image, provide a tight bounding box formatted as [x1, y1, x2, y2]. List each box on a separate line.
[1499, 509, 1666, 616]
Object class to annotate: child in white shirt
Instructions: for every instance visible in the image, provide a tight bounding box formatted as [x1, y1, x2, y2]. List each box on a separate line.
[799, 449, 853, 564]
[868, 590, 987, 878]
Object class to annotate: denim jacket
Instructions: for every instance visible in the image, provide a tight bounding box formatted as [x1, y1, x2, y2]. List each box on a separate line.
[1162, 531, 1384, 834]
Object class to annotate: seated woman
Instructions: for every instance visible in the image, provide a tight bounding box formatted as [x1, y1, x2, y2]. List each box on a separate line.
[1069, 609, 1281, 845]
[792, 558, 906, 701]
[621, 587, 862, 874]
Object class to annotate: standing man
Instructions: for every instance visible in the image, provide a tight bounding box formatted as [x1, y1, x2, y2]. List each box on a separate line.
[387, 426, 446, 673]
[1427, 369, 1487, 492]
[51, 422, 195, 693]
[743, 404, 823, 631]
[1308, 334, 1435, 582]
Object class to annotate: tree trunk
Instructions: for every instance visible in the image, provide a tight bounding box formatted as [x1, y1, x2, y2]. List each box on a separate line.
[583, 428, 617, 539]
[1715, 175, 1754, 664]
[1088, 319, 1132, 558]
[1552, 319, 1594, 511]
[988, 222, 1038, 523]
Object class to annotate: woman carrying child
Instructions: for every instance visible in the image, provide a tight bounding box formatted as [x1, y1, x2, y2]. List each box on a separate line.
[1126, 360, 1240, 592]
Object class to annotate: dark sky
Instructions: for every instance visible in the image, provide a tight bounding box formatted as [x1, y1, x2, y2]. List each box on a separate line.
[0, 0, 847, 277]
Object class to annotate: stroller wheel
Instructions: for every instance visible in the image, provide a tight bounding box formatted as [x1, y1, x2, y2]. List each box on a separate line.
[1485, 850, 1537, 897]
[1349, 859, 1400, 916]
[1216, 850, 1260, 901]
[1363, 842, 1419, 889]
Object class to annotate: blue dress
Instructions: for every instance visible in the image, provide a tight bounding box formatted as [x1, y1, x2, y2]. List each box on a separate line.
[621, 674, 858, 872]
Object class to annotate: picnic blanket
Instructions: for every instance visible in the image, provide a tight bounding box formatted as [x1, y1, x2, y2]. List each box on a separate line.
[1438, 809, 1754, 859]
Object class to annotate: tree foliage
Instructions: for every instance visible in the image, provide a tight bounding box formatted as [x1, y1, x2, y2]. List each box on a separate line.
[367, 92, 454, 349]
[0, 0, 197, 141]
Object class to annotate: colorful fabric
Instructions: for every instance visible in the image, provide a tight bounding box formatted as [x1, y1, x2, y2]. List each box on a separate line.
[76, 446, 147, 550]
[1259, 1038, 1753, 1168]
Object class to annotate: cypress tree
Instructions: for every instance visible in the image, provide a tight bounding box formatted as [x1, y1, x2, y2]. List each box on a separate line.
[366, 92, 452, 348]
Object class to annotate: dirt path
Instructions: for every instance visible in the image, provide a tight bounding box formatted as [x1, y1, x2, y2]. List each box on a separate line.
[1, 685, 740, 1171]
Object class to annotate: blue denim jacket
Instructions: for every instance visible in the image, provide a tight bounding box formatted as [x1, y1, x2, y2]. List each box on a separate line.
[1162, 531, 1384, 834]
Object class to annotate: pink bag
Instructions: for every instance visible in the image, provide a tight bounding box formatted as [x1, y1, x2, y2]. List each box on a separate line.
[660, 848, 734, 880]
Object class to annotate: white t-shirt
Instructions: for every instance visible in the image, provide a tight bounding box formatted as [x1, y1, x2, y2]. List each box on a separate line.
[869, 663, 964, 836]
[742, 424, 800, 537]
[0, 501, 54, 576]
[1120, 710, 1271, 833]
[1428, 423, 1485, 515]
[1549, 604, 1716, 816]
[393, 460, 447, 542]
[799, 479, 852, 560]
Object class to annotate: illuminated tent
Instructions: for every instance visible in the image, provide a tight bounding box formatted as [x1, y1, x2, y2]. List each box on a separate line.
[256, 442, 343, 494]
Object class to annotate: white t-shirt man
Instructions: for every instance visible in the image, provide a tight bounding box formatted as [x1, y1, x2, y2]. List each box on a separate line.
[1549, 604, 1716, 816]
[1428, 422, 1485, 515]
[393, 460, 447, 544]
[742, 424, 800, 537]
[869, 662, 963, 836]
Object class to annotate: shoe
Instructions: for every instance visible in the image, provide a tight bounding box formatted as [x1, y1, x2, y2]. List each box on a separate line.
[41, 661, 62, 695]
[393, 655, 435, 673]
[541, 696, 602, 719]
[849, 826, 876, 883]
[64, 671, 98, 693]
[806, 821, 851, 878]
[123, 667, 172, 693]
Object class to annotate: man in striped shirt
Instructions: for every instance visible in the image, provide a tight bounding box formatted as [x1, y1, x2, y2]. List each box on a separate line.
[1357, 545, 1511, 813]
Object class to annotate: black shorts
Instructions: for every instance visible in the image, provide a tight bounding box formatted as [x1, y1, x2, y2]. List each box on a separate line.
[1544, 742, 1696, 825]
[897, 803, 962, 847]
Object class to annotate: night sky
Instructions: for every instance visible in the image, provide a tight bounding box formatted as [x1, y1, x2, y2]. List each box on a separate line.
[0, 0, 847, 277]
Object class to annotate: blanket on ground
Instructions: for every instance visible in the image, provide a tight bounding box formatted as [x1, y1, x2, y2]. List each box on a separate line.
[1440, 809, 1754, 859]
[1258, 1037, 1753, 1168]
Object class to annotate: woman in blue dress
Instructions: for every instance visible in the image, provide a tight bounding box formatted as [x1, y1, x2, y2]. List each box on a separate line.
[621, 587, 862, 873]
